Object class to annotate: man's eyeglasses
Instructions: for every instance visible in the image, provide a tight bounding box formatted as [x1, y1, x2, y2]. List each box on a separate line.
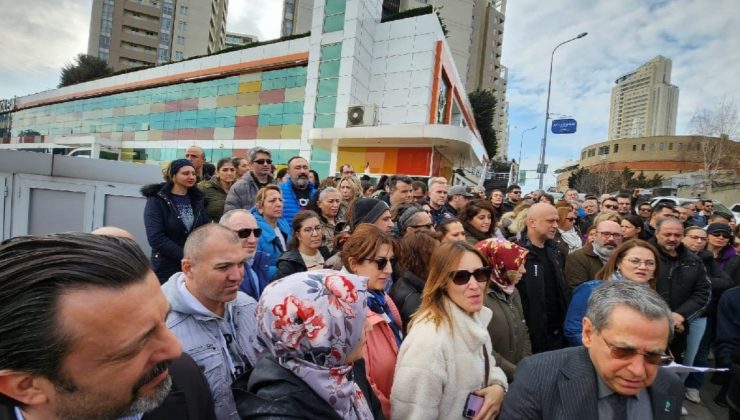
[253, 159, 273, 165]
[511, 191, 522, 195]
[598, 231, 623, 239]
[623, 257, 656, 268]
[236, 228, 262, 238]
[600, 335, 673, 366]
[363, 257, 397, 270]
[449, 267, 492, 285]
[603, 204, 618, 210]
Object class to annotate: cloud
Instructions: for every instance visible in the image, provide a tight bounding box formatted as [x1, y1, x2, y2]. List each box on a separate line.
[226, 0, 282, 41]
[502, 0, 740, 189]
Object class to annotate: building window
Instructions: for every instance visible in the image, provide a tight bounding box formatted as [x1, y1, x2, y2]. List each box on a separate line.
[177, 21, 187, 31]
[641, 144, 645, 151]
[176, 35, 185, 45]
[678, 143, 684, 150]
[175, 51, 184, 60]
[669, 143, 673, 150]
[659, 143, 664, 151]
[582, 151, 587, 159]
[323, 0, 346, 33]
[632, 144, 637, 151]
[613, 144, 619, 153]
[179, 5, 188, 15]
[598, 146, 610, 155]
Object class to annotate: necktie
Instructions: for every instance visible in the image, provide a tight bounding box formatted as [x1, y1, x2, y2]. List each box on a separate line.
[609, 393, 627, 420]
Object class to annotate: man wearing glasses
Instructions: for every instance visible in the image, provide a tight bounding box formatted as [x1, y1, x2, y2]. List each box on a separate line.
[650, 217, 710, 365]
[600, 196, 619, 213]
[224, 146, 276, 212]
[565, 221, 624, 291]
[502, 184, 523, 213]
[501, 281, 683, 420]
[220, 209, 271, 301]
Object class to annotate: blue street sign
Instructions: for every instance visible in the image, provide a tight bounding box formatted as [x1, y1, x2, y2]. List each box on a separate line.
[551, 118, 577, 134]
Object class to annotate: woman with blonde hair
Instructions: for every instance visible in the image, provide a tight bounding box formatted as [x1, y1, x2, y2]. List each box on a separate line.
[554, 205, 582, 255]
[250, 185, 292, 279]
[339, 175, 363, 221]
[392, 241, 508, 419]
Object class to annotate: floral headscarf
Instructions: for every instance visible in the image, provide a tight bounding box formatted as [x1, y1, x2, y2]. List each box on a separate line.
[476, 238, 528, 295]
[257, 270, 373, 420]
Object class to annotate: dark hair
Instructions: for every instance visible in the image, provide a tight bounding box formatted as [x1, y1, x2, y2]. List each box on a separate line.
[638, 202, 653, 209]
[398, 230, 439, 280]
[506, 184, 521, 193]
[0, 233, 151, 392]
[288, 210, 321, 250]
[309, 169, 320, 185]
[231, 157, 245, 168]
[389, 175, 413, 192]
[436, 217, 462, 234]
[622, 214, 650, 240]
[216, 157, 233, 171]
[616, 193, 631, 200]
[459, 199, 497, 236]
[411, 180, 427, 194]
[540, 193, 554, 204]
[361, 180, 375, 195]
[654, 202, 676, 212]
[287, 155, 306, 167]
[276, 167, 288, 180]
[375, 175, 389, 191]
[709, 212, 733, 223]
[602, 196, 618, 205]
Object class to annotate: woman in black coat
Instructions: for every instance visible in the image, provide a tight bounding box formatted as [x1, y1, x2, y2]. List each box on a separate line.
[274, 211, 331, 280]
[142, 159, 208, 283]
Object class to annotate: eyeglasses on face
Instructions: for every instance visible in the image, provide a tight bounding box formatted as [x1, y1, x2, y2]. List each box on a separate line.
[511, 191, 522, 195]
[598, 231, 623, 239]
[449, 267, 492, 285]
[253, 159, 273, 165]
[600, 335, 673, 366]
[236, 228, 262, 239]
[361, 256, 396, 271]
[623, 257, 656, 268]
[603, 204, 618, 210]
[710, 232, 731, 239]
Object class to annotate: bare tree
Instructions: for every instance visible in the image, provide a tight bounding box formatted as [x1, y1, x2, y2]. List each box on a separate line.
[689, 96, 739, 192]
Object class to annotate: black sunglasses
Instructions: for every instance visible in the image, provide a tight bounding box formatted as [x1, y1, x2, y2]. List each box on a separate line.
[600, 335, 674, 366]
[253, 159, 273, 165]
[710, 232, 731, 239]
[236, 228, 262, 238]
[449, 267, 492, 285]
[363, 257, 397, 270]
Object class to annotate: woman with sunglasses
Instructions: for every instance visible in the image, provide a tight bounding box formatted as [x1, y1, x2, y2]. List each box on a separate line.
[342, 224, 401, 419]
[707, 223, 740, 282]
[563, 239, 660, 347]
[142, 158, 209, 283]
[199, 157, 237, 222]
[392, 241, 508, 420]
[554, 205, 582, 255]
[476, 238, 532, 383]
[274, 211, 332, 280]
[681, 225, 735, 403]
[250, 185, 292, 280]
[460, 199, 498, 245]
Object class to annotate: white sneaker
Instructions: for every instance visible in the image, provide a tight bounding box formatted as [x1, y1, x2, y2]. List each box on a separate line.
[685, 387, 701, 404]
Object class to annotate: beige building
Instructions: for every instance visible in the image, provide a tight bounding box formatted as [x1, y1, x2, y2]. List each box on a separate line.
[280, 0, 510, 159]
[87, 0, 228, 71]
[608, 55, 679, 140]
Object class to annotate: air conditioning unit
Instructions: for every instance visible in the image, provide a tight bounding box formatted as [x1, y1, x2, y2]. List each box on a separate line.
[347, 104, 376, 127]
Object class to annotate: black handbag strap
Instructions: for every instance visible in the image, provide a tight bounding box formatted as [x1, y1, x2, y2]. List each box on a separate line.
[483, 345, 490, 388]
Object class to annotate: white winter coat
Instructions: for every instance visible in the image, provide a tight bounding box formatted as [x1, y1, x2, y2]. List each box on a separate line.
[391, 297, 508, 419]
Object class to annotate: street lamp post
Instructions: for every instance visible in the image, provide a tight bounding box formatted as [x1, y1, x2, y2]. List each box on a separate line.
[517, 125, 536, 184]
[537, 32, 587, 189]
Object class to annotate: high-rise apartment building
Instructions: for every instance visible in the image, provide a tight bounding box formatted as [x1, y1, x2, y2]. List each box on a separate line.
[225, 32, 258, 49]
[87, 0, 228, 71]
[280, 0, 510, 159]
[608, 55, 679, 140]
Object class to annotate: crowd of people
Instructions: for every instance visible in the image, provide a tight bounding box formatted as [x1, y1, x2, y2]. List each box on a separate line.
[0, 146, 739, 420]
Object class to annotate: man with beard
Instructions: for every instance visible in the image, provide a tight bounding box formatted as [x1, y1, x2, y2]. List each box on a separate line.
[279, 156, 316, 224]
[223, 146, 276, 212]
[515, 203, 569, 353]
[565, 221, 624, 291]
[162, 224, 262, 420]
[502, 184, 523, 213]
[651, 217, 711, 363]
[0, 233, 216, 420]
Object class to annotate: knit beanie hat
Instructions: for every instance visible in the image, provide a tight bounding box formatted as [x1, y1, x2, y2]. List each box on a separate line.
[351, 198, 389, 228]
[169, 158, 194, 178]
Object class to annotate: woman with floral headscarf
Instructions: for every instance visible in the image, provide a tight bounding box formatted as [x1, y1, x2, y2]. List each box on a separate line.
[475, 238, 532, 382]
[235, 271, 383, 419]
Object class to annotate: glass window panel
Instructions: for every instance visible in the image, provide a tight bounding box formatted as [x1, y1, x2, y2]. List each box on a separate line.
[316, 96, 337, 114]
[325, 0, 346, 14]
[318, 61, 341, 78]
[320, 43, 342, 61]
[314, 114, 335, 128]
[317, 78, 339, 97]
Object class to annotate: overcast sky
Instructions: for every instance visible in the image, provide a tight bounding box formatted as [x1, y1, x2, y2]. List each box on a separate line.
[0, 0, 737, 189]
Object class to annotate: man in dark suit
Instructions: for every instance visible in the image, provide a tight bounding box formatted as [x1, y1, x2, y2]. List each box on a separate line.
[0, 233, 216, 420]
[501, 281, 683, 420]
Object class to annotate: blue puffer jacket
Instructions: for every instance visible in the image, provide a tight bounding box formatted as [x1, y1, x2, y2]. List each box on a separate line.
[250, 207, 292, 280]
[142, 182, 208, 283]
[278, 178, 316, 225]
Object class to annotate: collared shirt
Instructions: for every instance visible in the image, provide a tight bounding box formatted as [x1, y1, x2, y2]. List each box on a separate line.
[596, 374, 653, 420]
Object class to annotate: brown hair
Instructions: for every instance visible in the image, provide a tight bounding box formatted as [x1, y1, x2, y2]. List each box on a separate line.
[557, 205, 576, 226]
[592, 211, 623, 226]
[398, 230, 440, 280]
[594, 239, 660, 289]
[459, 199, 497, 235]
[341, 224, 396, 270]
[287, 210, 321, 250]
[410, 241, 488, 330]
